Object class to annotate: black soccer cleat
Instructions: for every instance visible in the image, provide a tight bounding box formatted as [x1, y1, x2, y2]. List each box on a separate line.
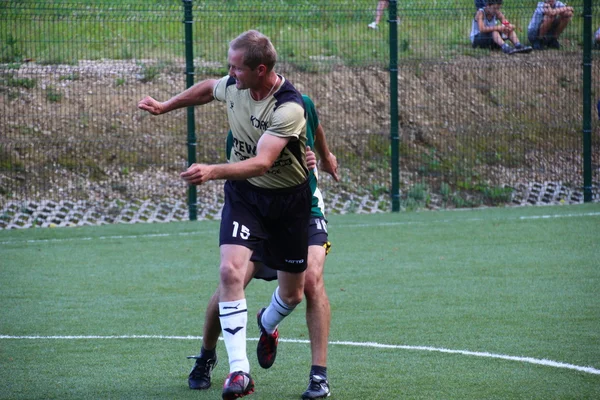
[301, 374, 331, 399]
[512, 46, 533, 54]
[256, 307, 279, 369]
[222, 371, 255, 399]
[187, 353, 217, 390]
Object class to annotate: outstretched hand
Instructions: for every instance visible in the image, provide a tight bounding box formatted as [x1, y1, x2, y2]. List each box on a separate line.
[306, 146, 340, 181]
[138, 96, 164, 115]
[306, 146, 317, 170]
[320, 151, 340, 182]
[180, 163, 214, 185]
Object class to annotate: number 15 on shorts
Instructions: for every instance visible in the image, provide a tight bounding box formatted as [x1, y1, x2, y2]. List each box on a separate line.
[232, 221, 250, 240]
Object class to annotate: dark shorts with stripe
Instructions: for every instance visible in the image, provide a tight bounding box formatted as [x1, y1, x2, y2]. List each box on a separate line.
[254, 217, 329, 281]
[219, 179, 311, 274]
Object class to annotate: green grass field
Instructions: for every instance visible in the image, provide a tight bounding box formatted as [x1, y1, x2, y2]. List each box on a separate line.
[1, 0, 589, 65]
[1, 203, 599, 399]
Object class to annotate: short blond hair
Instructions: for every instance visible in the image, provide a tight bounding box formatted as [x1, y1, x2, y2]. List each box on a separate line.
[229, 30, 277, 71]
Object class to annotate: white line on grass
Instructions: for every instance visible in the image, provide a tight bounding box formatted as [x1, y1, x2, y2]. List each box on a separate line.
[518, 212, 600, 220]
[342, 211, 600, 228]
[2, 335, 598, 376]
[329, 340, 600, 376]
[0, 230, 215, 245]
[2, 211, 599, 246]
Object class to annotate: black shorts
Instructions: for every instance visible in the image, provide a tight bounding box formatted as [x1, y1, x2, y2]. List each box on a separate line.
[254, 217, 330, 281]
[219, 179, 311, 273]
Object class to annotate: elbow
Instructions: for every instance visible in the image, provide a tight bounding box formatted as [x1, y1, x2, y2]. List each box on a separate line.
[256, 167, 270, 176]
[254, 161, 272, 176]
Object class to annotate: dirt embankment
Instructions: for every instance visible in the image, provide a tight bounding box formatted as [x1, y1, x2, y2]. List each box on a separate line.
[1, 52, 598, 210]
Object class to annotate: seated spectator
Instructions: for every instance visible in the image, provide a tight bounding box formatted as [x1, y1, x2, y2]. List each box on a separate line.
[527, 0, 574, 50]
[470, 0, 532, 55]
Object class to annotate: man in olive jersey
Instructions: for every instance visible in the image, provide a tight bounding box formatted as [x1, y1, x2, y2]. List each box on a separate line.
[187, 95, 339, 399]
[139, 30, 316, 399]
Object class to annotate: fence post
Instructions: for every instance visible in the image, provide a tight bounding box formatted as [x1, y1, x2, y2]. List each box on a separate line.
[389, 0, 400, 212]
[582, 0, 592, 202]
[183, 0, 197, 219]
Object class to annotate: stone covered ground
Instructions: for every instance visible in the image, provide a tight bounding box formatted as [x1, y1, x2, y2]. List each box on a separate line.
[0, 181, 592, 229]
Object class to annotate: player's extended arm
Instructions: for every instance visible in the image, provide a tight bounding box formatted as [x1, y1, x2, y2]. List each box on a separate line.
[313, 124, 340, 181]
[180, 134, 290, 185]
[138, 79, 218, 115]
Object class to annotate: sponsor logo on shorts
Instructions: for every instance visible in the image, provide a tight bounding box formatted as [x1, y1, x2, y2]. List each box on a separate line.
[285, 259, 305, 264]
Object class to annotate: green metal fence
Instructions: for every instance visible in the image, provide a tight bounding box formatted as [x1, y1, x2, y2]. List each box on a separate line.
[0, 0, 598, 228]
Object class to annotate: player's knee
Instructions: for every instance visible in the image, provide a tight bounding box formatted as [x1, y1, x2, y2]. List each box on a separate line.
[219, 262, 243, 287]
[278, 288, 304, 307]
[303, 270, 324, 298]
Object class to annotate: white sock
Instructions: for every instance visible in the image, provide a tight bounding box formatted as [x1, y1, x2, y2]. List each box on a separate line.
[219, 299, 249, 373]
[260, 287, 296, 334]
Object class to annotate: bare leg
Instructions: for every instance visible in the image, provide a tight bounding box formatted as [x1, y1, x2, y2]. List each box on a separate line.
[304, 245, 330, 367]
[202, 291, 222, 351]
[219, 244, 251, 301]
[538, 16, 556, 39]
[552, 15, 572, 39]
[374, 0, 388, 24]
[276, 270, 305, 307]
[492, 31, 506, 47]
[507, 30, 520, 46]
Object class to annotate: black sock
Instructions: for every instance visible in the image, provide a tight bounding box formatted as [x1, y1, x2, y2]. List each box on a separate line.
[310, 365, 327, 378]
